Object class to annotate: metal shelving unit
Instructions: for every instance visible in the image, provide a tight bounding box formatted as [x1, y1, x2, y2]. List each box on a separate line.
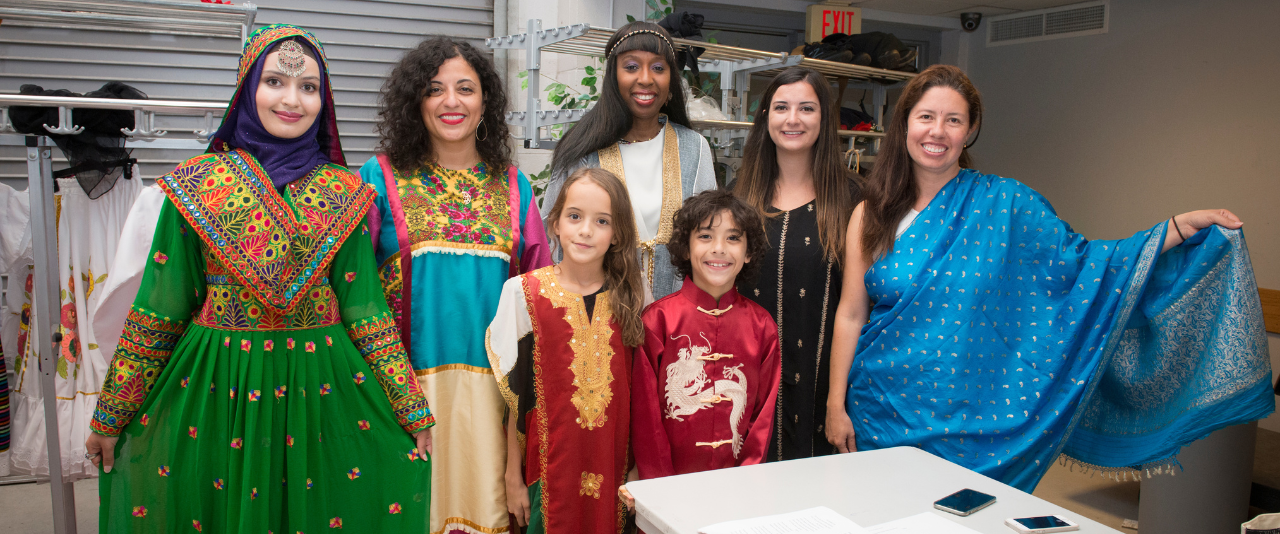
[487, 19, 911, 158]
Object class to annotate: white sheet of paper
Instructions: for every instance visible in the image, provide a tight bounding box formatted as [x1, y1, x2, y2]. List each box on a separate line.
[697, 506, 868, 534]
[865, 512, 985, 534]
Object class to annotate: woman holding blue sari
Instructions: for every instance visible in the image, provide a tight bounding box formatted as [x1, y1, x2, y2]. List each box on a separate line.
[825, 65, 1273, 492]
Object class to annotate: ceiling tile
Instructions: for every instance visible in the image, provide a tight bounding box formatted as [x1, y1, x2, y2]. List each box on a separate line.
[847, 0, 967, 16]
[936, 5, 1017, 16]
[843, 0, 1087, 16]
[984, 0, 1088, 11]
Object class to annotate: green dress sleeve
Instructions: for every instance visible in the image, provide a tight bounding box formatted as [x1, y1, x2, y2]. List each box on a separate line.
[329, 219, 435, 434]
[91, 198, 204, 436]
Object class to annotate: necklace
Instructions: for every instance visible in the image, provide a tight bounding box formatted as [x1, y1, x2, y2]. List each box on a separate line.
[618, 115, 667, 145]
[618, 128, 661, 145]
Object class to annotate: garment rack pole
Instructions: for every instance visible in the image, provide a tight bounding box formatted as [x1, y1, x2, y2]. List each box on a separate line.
[26, 135, 78, 534]
[1, 95, 222, 530]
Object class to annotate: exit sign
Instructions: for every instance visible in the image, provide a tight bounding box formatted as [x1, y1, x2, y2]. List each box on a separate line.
[806, 5, 861, 43]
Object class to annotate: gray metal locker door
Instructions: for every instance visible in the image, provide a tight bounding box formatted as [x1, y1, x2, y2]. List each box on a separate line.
[0, 0, 495, 190]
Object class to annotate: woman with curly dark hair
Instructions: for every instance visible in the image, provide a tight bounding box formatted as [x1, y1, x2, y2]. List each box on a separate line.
[544, 21, 717, 302]
[358, 36, 551, 534]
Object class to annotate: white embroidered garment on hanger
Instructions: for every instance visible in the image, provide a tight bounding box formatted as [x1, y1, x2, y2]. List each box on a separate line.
[6, 176, 141, 478]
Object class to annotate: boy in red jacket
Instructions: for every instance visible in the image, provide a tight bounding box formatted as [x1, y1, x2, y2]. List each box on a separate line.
[631, 189, 781, 480]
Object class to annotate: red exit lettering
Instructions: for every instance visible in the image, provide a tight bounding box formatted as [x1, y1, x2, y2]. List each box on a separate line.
[822, 10, 856, 38]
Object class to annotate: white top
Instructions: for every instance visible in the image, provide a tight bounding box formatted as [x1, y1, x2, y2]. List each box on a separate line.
[91, 184, 165, 361]
[895, 209, 920, 238]
[486, 276, 535, 378]
[617, 128, 666, 241]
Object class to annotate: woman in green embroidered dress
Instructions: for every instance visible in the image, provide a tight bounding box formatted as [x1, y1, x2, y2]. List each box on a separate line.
[84, 25, 434, 533]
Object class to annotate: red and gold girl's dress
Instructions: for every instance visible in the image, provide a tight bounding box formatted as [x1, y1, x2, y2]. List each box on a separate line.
[486, 266, 631, 533]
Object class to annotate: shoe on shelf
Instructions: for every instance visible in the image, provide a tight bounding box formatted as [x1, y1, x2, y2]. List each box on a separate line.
[874, 49, 900, 70]
[819, 49, 854, 63]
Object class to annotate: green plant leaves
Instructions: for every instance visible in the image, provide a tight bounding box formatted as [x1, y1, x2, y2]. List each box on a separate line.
[546, 82, 569, 105]
[529, 164, 553, 208]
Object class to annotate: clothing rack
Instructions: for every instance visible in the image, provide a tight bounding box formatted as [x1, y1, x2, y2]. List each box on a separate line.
[0, 95, 223, 534]
[487, 19, 909, 162]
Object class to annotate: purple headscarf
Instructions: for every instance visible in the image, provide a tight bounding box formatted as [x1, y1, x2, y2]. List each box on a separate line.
[213, 39, 330, 189]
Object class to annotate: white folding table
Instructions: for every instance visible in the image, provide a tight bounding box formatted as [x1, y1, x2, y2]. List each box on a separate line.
[627, 446, 1122, 534]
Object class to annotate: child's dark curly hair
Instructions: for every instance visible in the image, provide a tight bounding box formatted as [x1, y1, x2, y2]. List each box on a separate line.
[375, 37, 511, 172]
[668, 189, 767, 288]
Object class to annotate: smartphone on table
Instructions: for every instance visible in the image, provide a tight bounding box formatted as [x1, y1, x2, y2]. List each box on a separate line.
[933, 488, 997, 516]
[1005, 515, 1080, 533]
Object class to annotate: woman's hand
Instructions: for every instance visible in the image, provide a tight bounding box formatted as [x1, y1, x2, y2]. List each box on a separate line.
[505, 468, 532, 527]
[825, 404, 857, 453]
[412, 428, 432, 459]
[85, 433, 119, 473]
[1178, 209, 1243, 232]
[1165, 209, 1243, 253]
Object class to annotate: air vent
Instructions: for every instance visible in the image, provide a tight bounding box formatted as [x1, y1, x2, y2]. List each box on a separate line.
[988, 1, 1108, 46]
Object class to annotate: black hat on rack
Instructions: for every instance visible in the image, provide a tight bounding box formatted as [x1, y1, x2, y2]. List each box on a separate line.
[657, 11, 706, 77]
[10, 82, 146, 199]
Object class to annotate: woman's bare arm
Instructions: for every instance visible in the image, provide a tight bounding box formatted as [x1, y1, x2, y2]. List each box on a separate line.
[825, 202, 872, 453]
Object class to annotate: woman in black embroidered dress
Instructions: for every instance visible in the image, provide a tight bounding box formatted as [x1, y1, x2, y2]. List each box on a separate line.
[733, 67, 861, 461]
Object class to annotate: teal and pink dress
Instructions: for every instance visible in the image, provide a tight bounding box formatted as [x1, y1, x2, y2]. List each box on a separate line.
[361, 156, 550, 534]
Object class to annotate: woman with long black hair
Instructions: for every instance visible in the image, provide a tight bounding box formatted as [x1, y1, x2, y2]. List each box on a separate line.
[545, 21, 717, 300]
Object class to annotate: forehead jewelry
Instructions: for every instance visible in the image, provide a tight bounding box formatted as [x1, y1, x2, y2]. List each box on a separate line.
[276, 40, 308, 77]
[606, 29, 676, 58]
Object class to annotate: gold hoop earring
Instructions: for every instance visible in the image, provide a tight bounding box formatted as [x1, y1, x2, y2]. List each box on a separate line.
[476, 118, 488, 142]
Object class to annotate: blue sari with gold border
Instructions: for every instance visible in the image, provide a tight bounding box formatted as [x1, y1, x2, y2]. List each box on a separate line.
[848, 169, 1272, 492]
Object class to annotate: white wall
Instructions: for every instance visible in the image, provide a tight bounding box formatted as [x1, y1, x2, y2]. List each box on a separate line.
[959, 0, 1280, 431]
